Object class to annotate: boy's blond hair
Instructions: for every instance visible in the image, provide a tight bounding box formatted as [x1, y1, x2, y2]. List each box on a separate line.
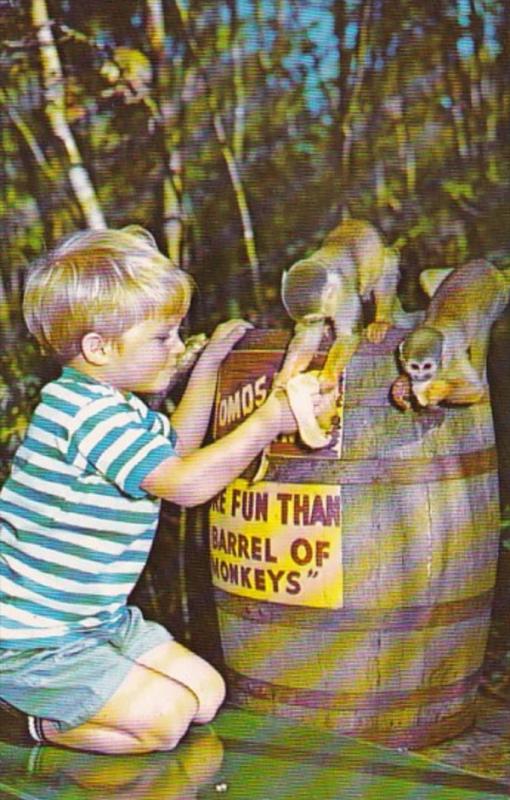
[23, 226, 193, 363]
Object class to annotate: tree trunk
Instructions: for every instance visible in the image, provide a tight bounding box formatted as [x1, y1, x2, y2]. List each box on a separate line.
[146, 0, 185, 264]
[173, 0, 263, 314]
[31, 0, 105, 229]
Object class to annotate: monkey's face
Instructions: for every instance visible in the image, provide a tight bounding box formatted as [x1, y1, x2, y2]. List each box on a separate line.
[399, 326, 443, 385]
[403, 356, 438, 384]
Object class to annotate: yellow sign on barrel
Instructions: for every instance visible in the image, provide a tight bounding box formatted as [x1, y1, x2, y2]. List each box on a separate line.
[209, 478, 343, 609]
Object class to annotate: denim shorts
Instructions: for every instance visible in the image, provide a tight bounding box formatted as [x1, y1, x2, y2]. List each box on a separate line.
[0, 606, 172, 732]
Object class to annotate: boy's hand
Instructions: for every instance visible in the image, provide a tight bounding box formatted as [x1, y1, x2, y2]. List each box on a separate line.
[285, 372, 332, 448]
[203, 319, 254, 367]
[265, 373, 327, 438]
[267, 388, 298, 435]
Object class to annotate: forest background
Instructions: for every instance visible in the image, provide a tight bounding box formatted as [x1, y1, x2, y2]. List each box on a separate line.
[1, 0, 509, 698]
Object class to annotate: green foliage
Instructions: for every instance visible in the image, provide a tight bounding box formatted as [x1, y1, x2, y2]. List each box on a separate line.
[500, 514, 510, 551]
[0, 340, 57, 486]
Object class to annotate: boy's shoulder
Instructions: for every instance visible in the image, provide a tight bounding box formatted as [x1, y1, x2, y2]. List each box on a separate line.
[41, 366, 117, 407]
[41, 367, 155, 424]
[39, 368, 143, 430]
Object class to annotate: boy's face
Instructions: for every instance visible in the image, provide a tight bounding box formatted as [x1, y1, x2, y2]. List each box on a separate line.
[107, 316, 185, 393]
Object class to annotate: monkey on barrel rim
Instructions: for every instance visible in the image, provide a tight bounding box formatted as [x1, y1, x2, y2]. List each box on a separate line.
[391, 258, 510, 410]
[274, 219, 400, 448]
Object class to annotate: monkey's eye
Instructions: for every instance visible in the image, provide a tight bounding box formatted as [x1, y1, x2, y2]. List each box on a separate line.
[423, 362, 434, 370]
[409, 362, 420, 371]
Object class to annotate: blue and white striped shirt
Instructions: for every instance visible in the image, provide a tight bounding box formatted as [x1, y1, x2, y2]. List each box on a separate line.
[0, 367, 177, 650]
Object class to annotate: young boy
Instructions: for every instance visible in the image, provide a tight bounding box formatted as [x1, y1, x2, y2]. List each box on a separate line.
[0, 226, 320, 755]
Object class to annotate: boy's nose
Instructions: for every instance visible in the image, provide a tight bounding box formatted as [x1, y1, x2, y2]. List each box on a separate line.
[173, 336, 186, 356]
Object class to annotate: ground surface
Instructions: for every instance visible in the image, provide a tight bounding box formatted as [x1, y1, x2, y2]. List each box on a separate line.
[0, 693, 508, 799]
[417, 693, 510, 790]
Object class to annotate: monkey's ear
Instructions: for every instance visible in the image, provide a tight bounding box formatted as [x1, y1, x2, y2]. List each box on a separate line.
[398, 341, 405, 360]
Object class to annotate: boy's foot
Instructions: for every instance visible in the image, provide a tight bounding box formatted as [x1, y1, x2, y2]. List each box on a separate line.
[0, 699, 36, 746]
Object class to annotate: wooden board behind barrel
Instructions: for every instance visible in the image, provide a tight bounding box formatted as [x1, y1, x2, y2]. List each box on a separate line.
[210, 328, 501, 749]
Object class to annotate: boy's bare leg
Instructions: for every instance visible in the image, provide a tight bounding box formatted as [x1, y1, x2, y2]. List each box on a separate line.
[41, 641, 225, 755]
[135, 640, 226, 724]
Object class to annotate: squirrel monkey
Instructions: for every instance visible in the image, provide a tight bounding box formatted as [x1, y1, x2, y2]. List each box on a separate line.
[277, 218, 400, 391]
[392, 259, 510, 409]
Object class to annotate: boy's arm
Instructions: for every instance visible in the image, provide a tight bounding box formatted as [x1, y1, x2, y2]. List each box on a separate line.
[171, 320, 252, 455]
[142, 391, 291, 506]
[170, 355, 221, 455]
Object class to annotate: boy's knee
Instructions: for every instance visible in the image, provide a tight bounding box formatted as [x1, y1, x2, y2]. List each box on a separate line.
[142, 697, 197, 752]
[145, 669, 226, 750]
[193, 667, 226, 724]
[147, 714, 191, 752]
[147, 671, 225, 748]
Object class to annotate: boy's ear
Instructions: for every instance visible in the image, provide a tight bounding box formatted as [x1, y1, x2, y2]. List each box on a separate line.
[81, 332, 112, 366]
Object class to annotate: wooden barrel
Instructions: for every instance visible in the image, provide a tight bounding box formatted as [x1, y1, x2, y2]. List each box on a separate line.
[209, 328, 501, 749]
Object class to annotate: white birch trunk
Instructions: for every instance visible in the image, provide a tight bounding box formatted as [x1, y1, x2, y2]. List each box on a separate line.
[31, 0, 106, 229]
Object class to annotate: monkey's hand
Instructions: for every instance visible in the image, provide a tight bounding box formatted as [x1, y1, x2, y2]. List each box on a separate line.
[366, 320, 391, 344]
[275, 321, 324, 388]
[390, 374, 413, 411]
